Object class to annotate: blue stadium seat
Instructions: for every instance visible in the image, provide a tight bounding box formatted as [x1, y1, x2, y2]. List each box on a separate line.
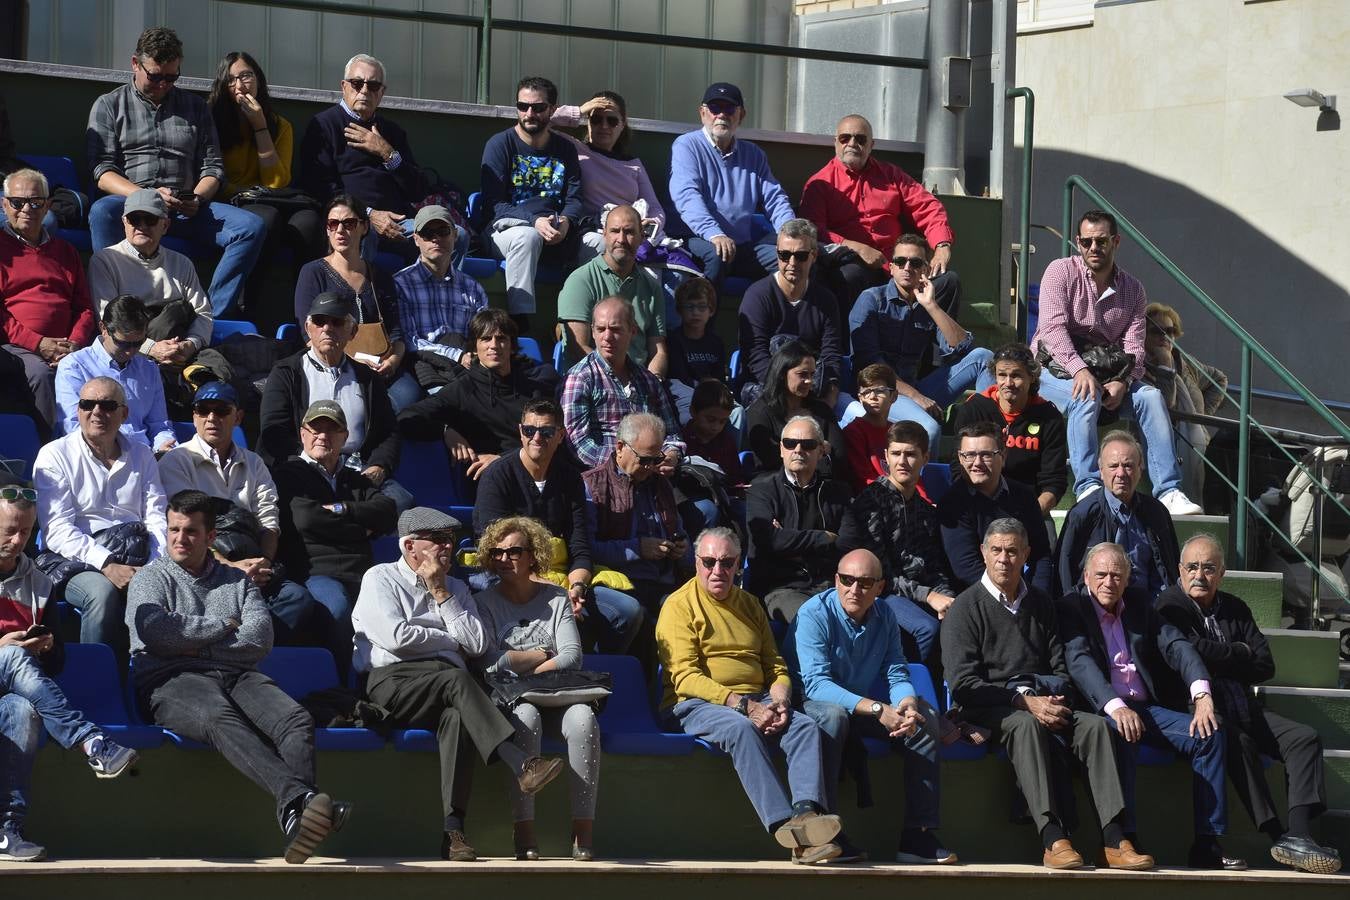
[371, 533, 401, 564]
[461, 192, 505, 279]
[920, 462, 953, 505]
[18, 154, 90, 248]
[551, 340, 565, 375]
[729, 350, 741, 383]
[517, 336, 543, 365]
[170, 421, 247, 449]
[211, 319, 259, 344]
[257, 647, 384, 750]
[394, 440, 470, 510]
[126, 658, 209, 749]
[0, 413, 42, 477]
[52, 643, 164, 749]
[862, 663, 987, 761]
[585, 654, 697, 755]
[276, 323, 300, 343]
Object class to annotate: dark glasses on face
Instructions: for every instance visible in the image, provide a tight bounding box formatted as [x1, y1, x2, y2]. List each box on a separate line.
[698, 556, 738, 571]
[127, 212, 162, 228]
[326, 217, 360, 231]
[78, 399, 121, 412]
[107, 334, 142, 351]
[345, 77, 384, 94]
[0, 486, 37, 502]
[1076, 235, 1112, 249]
[777, 249, 811, 263]
[780, 437, 820, 452]
[836, 132, 869, 145]
[589, 114, 622, 127]
[309, 314, 348, 328]
[892, 255, 928, 270]
[1147, 325, 1178, 337]
[5, 196, 47, 211]
[632, 451, 664, 467]
[836, 573, 879, 590]
[487, 546, 529, 561]
[520, 424, 558, 441]
[193, 402, 235, 418]
[413, 530, 457, 545]
[704, 101, 738, 115]
[138, 64, 180, 84]
[516, 101, 550, 113]
[417, 225, 453, 240]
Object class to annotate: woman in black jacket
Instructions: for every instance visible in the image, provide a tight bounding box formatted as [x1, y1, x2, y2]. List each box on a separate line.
[742, 340, 849, 482]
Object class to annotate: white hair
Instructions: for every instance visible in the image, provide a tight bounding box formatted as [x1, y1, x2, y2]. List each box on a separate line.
[782, 414, 824, 443]
[344, 53, 386, 82]
[3, 168, 48, 196]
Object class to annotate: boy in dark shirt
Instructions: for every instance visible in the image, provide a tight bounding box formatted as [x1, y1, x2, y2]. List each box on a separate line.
[681, 380, 749, 489]
[666, 278, 727, 420]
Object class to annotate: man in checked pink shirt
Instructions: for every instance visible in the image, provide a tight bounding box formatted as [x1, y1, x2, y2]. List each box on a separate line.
[1029, 209, 1202, 515]
[1058, 541, 1245, 871]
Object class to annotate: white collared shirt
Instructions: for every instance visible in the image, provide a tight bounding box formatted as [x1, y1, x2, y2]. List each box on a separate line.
[158, 434, 280, 533]
[981, 571, 1028, 616]
[350, 556, 484, 672]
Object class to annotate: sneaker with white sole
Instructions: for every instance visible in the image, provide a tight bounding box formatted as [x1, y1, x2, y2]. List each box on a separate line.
[1159, 489, 1204, 516]
[0, 827, 45, 862]
[86, 736, 137, 779]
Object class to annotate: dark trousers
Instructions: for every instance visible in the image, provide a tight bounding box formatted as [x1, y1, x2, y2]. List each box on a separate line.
[764, 586, 819, 624]
[1109, 700, 1228, 835]
[366, 660, 516, 828]
[1229, 708, 1326, 830]
[964, 705, 1125, 834]
[146, 668, 316, 826]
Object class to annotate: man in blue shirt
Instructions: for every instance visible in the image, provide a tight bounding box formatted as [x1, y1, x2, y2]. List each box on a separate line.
[669, 82, 795, 285]
[785, 548, 955, 865]
[845, 234, 993, 453]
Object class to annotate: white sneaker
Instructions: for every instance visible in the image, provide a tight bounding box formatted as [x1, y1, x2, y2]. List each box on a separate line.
[1159, 489, 1203, 516]
[1074, 483, 1101, 503]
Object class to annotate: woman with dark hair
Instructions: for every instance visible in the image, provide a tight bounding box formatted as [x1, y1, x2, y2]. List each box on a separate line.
[208, 51, 321, 320]
[952, 342, 1067, 514]
[743, 340, 849, 480]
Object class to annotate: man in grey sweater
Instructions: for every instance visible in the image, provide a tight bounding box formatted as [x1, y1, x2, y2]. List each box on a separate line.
[126, 489, 349, 864]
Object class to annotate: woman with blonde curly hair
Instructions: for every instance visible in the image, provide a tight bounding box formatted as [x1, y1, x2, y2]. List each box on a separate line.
[473, 516, 600, 861]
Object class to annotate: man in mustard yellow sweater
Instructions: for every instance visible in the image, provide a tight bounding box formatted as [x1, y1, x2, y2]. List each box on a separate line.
[656, 526, 845, 864]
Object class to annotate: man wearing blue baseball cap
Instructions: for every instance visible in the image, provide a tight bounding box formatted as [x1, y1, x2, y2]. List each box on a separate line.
[669, 82, 796, 285]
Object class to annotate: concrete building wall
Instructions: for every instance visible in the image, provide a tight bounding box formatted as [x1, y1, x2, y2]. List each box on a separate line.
[1013, 0, 1350, 402]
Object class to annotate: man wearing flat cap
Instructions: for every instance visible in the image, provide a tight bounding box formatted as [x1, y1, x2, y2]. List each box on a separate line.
[669, 82, 795, 285]
[352, 505, 564, 861]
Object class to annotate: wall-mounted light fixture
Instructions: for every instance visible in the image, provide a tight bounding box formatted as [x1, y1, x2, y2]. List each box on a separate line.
[1284, 88, 1339, 131]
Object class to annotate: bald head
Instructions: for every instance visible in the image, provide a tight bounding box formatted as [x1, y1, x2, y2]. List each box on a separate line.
[838, 548, 881, 578]
[835, 548, 884, 622]
[834, 114, 874, 171]
[602, 205, 643, 271]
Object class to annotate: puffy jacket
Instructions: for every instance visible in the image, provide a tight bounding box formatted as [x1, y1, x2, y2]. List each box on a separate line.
[838, 478, 952, 605]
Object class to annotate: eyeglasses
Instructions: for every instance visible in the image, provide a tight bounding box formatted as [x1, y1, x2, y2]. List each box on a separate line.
[487, 545, 530, 561]
[516, 101, 550, 114]
[136, 60, 180, 84]
[345, 77, 384, 94]
[1076, 235, 1113, 249]
[520, 424, 558, 441]
[193, 402, 235, 418]
[836, 573, 880, 590]
[5, 196, 47, 211]
[859, 387, 894, 398]
[780, 437, 820, 452]
[413, 530, 458, 545]
[777, 249, 812, 263]
[1182, 562, 1220, 575]
[78, 399, 122, 413]
[957, 450, 999, 462]
[589, 114, 622, 127]
[309, 314, 349, 328]
[698, 555, 738, 571]
[127, 212, 162, 228]
[417, 225, 453, 240]
[892, 255, 928, 270]
[326, 216, 360, 231]
[679, 302, 711, 313]
[624, 445, 665, 467]
[1147, 325, 1179, 337]
[704, 100, 738, 116]
[0, 486, 37, 503]
[836, 132, 869, 145]
[225, 71, 257, 85]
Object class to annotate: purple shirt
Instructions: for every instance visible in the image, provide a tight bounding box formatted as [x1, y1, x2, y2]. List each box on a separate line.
[1093, 596, 1210, 715]
[1029, 255, 1148, 382]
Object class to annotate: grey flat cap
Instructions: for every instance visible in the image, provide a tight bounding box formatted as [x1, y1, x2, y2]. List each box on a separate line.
[398, 506, 463, 537]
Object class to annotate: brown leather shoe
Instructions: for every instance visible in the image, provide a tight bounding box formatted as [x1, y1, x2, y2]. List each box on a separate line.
[1043, 839, 1084, 870]
[773, 811, 842, 849]
[516, 756, 564, 795]
[441, 830, 477, 862]
[1103, 839, 1155, 871]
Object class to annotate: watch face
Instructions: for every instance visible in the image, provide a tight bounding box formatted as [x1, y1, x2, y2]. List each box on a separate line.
[871, 702, 884, 715]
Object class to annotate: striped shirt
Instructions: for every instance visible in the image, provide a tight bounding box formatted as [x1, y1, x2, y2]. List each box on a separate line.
[561, 351, 684, 468]
[86, 81, 224, 189]
[392, 260, 487, 362]
[1030, 255, 1148, 382]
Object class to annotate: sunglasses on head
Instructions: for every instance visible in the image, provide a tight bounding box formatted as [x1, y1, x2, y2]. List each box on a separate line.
[0, 486, 37, 503]
[520, 424, 558, 441]
[777, 249, 811, 263]
[892, 255, 928, 270]
[78, 398, 121, 413]
[487, 545, 529, 561]
[5, 196, 47, 211]
[193, 402, 235, 418]
[345, 77, 384, 94]
[704, 100, 738, 115]
[836, 132, 869, 145]
[698, 555, 738, 571]
[127, 212, 162, 228]
[1076, 235, 1113, 249]
[780, 437, 820, 452]
[516, 101, 550, 114]
[836, 572, 880, 590]
[326, 216, 360, 232]
[589, 114, 622, 127]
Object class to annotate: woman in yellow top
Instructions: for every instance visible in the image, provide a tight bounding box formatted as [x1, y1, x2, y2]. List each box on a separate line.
[208, 51, 323, 323]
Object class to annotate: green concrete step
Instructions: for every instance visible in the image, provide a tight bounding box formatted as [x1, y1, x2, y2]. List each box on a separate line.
[1254, 686, 1350, 750]
[1174, 515, 1230, 550]
[963, 301, 1016, 350]
[1229, 571, 1285, 629]
[1326, 750, 1350, 809]
[1263, 628, 1343, 688]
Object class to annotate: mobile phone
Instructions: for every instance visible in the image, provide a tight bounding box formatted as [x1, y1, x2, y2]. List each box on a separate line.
[23, 624, 50, 640]
[643, 220, 658, 240]
[174, 189, 196, 203]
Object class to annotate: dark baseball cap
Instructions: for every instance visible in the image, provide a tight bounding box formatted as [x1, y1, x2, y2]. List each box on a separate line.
[302, 399, 347, 428]
[193, 381, 238, 405]
[308, 292, 357, 321]
[701, 82, 744, 108]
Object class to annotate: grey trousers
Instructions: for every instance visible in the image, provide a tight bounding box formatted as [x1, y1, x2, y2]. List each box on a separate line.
[490, 223, 544, 315]
[3, 344, 55, 429]
[506, 701, 600, 822]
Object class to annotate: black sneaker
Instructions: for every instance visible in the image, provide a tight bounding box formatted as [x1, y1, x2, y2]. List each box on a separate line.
[282, 792, 334, 864]
[896, 829, 959, 865]
[86, 736, 137, 779]
[1271, 834, 1342, 874]
[0, 827, 45, 862]
[822, 832, 868, 864]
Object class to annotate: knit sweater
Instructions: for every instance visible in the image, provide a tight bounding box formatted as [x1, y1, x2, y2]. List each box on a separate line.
[474, 581, 582, 674]
[126, 556, 272, 689]
[298, 103, 426, 214]
[941, 581, 1071, 709]
[0, 229, 97, 351]
[668, 130, 794, 244]
[737, 275, 843, 388]
[87, 239, 212, 352]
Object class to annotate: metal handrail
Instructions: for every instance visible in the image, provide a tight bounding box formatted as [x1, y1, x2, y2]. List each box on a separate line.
[1007, 87, 1034, 341]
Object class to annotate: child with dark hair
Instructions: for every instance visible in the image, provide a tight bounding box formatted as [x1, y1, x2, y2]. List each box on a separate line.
[680, 379, 749, 489]
[842, 362, 898, 492]
[666, 278, 728, 421]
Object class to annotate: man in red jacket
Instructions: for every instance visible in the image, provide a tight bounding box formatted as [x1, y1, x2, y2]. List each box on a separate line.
[799, 115, 958, 319]
[0, 168, 97, 428]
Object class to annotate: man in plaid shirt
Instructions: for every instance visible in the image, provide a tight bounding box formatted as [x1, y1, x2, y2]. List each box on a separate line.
[562, 297, 684, 470]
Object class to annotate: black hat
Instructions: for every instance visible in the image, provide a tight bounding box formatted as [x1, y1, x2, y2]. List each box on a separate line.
[701, 82, 744, 108]
[308, 292, 357, 321]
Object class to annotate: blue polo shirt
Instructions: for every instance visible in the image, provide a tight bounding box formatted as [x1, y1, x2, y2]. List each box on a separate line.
[784, 587, 915, 709]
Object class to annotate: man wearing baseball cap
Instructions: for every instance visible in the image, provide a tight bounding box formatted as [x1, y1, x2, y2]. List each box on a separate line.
[669, 82, 796, 285]
[352, 506, 564, 861]
[392, 206, 490, 391]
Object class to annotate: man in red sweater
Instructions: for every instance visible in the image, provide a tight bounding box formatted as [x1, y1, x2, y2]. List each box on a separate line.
[799, 114, 958, 319]
[0, 168, 96, 428]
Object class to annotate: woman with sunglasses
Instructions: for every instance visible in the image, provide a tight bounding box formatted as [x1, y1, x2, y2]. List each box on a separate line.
[294, 196, 414, 407]
[208, 51, 322, 321]
[473, 516, 601, 861]
[744, 340, 849, 481]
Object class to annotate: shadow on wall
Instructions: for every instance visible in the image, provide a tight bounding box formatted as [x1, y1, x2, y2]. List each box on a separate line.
[1024, 150, 1350, 409]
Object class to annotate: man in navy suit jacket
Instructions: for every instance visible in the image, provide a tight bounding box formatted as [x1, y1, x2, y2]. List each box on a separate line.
[1059, 541, 1245, 871]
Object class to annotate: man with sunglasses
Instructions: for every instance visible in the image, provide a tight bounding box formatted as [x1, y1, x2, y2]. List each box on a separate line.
[845, 233, 993, 454]
[746, 416, 851, 624]
[1, 168, 97, 430]
[54, 295, 176, 453]
[86, 27, 265, 318]
[300, 54, 431, 264]
[785, 548, 954, 866]
[1030, 209, 1203, 516]
[480, 75, 584, 332]
[657, 526, 845, 864]
[801, 114, 959, 319]
[670, 82, 795, 286]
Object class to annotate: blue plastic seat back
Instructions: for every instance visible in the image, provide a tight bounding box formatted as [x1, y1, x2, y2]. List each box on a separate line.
[729, 349, 741, 383]
[0, 413, 42, 476]
[920, 462, 953, 505]
[518, 336, 543, 364]
[276, 323, 301, 342]
[394, 440, 458, 510]
[19, 154, 81, 192]
[257, 646, 342, 700]
[552, 340, 566, 375]
[584, 653, 696, 755]
[211, 319, 259, 344]
[54, 643, 133, 725]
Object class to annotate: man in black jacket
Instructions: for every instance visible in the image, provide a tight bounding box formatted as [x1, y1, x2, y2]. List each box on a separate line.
[472, 399, 641, 653]
[1059, 541, 1237, 871]
[1055, 431, 1178, 598]
[273, 401, 398, 680]
[1157, 534, 1341, 874]
[747, 414, 851, 622]
[944, 518, 1135, 870]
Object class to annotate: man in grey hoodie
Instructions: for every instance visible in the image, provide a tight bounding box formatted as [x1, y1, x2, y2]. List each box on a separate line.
[126, 489, 349, 863]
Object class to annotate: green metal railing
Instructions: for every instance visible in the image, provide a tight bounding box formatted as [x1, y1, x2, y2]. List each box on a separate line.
[1006, 87, 1034, 340]
[1063, 177, 1350, 598]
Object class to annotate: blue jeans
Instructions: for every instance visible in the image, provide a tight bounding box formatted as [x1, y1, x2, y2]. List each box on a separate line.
[672, 695, 827, 830]
[840, 348, 995, 454]
[89, 196, 267, 317]
[880, 594, 940, 664]
[386, 372, 424, 414]
[686, 234, 780, 286]
[0, 693, 41, 830]
[805, 697, 941, 828]
[1110, 700, 1228, 836]
[1036, 372, 1182, 497]
[305, 575, 357, 681]
[64, 571, 127, 657]
[588, 586, 644, 654]
[0, 645, 98, 751]
[261, 578, 319, 645]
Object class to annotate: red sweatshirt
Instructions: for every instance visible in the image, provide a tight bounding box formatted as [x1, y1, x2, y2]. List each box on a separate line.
[0, 229, 97, 352]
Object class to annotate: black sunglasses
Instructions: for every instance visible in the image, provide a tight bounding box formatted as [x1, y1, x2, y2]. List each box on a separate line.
[417, 225, 454, 240]
[487, 546, 530, 561]
[78, 399, 122, 413]
[704, 101, 738, 115]
[138, 64, 180, 84]
[5, 196, 47, 211]
[516, 101, 550, 114]
[624, 444, 664, 467]
[413, 530, 458, 545]
[777, 249, 812, 263]
[106, 334, 142, 351]
[836, 132, 869, 145]
[193, 402, 236, 418]
[0, 486, 37, 502]
[1076, 235, 1113, 249]
[836, 573, 880, 590]
[345, 77, 384, 94]
[326, 216, 361, 231]
[892, 255, 928, 270]
[127, 212, 162, 228]
[589, 114, 622, 127]
[520, 424, 559, 441]
[780, 437, 820, 452]
[698, 555, 738, 571]
[309, 314, 349, 328]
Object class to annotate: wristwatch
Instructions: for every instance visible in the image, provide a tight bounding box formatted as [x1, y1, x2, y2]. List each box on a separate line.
[735, 696, 750, 716]
[331, 502, 347, 516]
[869, 701, 885, 718]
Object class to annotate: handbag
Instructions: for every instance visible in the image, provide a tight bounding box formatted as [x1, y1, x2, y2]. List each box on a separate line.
[485, 668, 612, 710]
[229, 185, 320, 216]
[1035, 337, 1134, 384]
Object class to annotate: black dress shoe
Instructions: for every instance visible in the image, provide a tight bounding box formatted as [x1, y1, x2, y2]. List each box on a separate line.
[1271, 834, 1342, 874]
[1188, 843, 1247, 871]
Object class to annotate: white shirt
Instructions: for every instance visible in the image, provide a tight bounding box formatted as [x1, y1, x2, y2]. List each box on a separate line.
[981, 571, 1028, 616]
[158, 434, 281, 533]
[34, 430, 168, 570]
[350, 556, 485, 672]
[87, 239, 213, 351]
